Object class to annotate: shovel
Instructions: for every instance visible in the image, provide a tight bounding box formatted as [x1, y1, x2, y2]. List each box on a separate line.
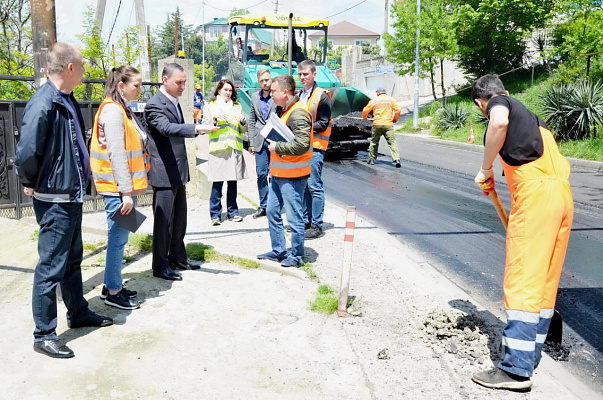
[489, 188, 563, 344]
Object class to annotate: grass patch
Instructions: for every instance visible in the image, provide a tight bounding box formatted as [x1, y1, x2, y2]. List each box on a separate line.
[30, 230, 39, 241]
[559, 137, 603, 162]
[83, 243, 98, 251]
[437, 124, 485, 146]
[128, 233, 153, 252]
[238, 192, 258, 210]
[186, 243, 259, 269]
[301, 262, 317, 278]
[309, 285, 339, 314]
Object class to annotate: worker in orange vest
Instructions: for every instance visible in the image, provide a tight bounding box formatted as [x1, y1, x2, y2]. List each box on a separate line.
[363, 86, 402, 168]
[298, 60, 332, 240]
[257, 75, 313, 268]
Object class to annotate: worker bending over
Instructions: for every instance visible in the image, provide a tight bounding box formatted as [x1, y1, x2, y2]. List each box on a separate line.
[362, 86, 401, 167]
[472, 74, 573, 391]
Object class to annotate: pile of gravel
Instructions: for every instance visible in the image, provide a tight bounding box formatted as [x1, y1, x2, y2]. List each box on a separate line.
[419, 309, 498, 365]
[331, 111, 373, 130]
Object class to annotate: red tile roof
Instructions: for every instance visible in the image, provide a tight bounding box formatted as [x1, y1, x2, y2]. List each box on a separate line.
[309, 20, 380, 38]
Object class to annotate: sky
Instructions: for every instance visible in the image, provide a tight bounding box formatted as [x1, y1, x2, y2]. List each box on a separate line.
[55, 0, 390, 49]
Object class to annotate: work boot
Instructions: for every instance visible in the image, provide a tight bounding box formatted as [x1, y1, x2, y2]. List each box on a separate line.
[367, 159, 375, 165]
[304, 225, 324, 240]
[394, 159, 401, 168]
[472, 368, 532, 391]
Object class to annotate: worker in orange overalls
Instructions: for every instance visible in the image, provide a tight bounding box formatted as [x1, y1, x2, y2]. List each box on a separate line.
[362, 86, 402, 167]
[472, 74, 574, 391]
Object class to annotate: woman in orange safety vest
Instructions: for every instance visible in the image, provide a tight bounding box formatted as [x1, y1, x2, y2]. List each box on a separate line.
[90, 65, 148, 311]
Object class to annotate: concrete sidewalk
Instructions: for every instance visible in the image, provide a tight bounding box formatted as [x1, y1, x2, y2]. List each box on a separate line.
[0, 141, 599, 400]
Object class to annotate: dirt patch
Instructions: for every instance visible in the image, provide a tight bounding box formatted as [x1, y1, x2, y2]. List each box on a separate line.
[419, 309, 499, 366]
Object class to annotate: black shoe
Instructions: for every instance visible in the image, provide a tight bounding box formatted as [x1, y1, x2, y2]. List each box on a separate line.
[153, 268, 183, 281]
[257, 251, 287, 263]
[33, 339, 74, 359]
[368, 159, 375, 165]
[304, 225, 324, 240]
[285, 223, 311, 232]
[100, 285, 137, 300]
[68, 312, 114, 329]
[105, 291, 141, 310]
[170, 261, 201, 270]
[252, 208, 266, 219]
[472, 368, 532, 391]
[394, 159, 401, 168]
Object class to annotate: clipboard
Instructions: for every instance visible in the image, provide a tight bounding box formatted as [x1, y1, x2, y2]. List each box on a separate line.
[109, 205, 147, 233]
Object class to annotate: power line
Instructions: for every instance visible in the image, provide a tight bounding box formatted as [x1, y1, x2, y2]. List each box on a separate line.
[326, 0, 367, 18]
[106, 0, 123, 46]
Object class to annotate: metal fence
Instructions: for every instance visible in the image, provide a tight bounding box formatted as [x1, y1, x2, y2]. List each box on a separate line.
[0, 79, 160, 219]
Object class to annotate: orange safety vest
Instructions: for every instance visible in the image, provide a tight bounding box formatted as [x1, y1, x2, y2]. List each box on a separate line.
[362, 93, 401, 126]
[307, 87, 332, 151]
[90, 98, 148, 194]
[270, 101, 313, 179]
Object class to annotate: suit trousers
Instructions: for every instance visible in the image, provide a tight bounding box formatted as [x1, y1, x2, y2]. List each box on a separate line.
[152, 185, 188, 270]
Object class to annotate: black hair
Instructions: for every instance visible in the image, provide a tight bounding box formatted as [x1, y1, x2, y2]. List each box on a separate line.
[471, 74, 507, 101]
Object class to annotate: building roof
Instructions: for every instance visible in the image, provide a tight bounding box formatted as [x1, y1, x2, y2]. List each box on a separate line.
[250, 28, 273, 46]
[309, 20, 380, 38]
[204, 17, 228, 26]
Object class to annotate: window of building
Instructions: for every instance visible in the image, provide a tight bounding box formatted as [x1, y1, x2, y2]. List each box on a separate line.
[209, 27, 222, 38]
[355, 40, 370, 46]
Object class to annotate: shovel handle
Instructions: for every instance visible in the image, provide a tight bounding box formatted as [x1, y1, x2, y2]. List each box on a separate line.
[490, 190, 508, 230]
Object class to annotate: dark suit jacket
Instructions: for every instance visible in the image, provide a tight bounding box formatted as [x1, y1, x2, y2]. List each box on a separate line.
[144, 90, 197, 188]
[248, 90, 277, 149]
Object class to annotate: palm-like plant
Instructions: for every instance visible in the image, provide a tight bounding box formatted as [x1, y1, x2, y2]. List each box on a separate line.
[538, 80, 603, 141]
[437, 102, 470, 129]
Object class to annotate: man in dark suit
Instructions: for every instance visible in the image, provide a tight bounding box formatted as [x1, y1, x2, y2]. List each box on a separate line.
[145, 63, 216, 280]
[248, 69, 277, 218]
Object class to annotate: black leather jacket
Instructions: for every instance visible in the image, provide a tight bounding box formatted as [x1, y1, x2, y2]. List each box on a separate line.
[15, 80, 88, 202]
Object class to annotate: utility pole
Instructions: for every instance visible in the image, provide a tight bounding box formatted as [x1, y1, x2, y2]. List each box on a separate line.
[383, 0, 388, 56]
[174, 11, 179, 58]
[413, 0, 421, 129]
[31, 0, 57, 88]
[202, 0, 205, 94]
[134, 0, 151, 82]
[270, 0, 279, 56]
[95, 0, 107, 31]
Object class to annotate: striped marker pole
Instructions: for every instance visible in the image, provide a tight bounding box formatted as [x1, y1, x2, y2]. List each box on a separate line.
[337, 206, 356, 317]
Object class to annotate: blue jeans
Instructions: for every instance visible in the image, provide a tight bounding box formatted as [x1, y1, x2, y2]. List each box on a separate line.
[103, 195, 136, 291]
[210, 181, 238, 220]
[303, 150, 325, 228]
[255, 142, 271, 210]
[32, 199, 91, 341]
[267, 177, 308, 264]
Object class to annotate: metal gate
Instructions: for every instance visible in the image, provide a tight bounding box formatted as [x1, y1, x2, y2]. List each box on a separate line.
[0, 100, 153, 219]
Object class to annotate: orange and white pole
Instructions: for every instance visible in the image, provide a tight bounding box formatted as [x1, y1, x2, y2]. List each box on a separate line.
[338, 206, 356, 317]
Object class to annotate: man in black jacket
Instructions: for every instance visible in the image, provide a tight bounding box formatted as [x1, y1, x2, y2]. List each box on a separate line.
[15, 42, 113, 359]
[145, 63, 216, 280]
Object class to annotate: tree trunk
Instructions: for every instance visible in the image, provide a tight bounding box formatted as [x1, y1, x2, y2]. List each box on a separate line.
[429, 57, 436, 100]
[440, 58, 446, 105]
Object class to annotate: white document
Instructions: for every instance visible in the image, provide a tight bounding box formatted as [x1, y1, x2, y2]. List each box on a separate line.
[260, 113, 295, 142]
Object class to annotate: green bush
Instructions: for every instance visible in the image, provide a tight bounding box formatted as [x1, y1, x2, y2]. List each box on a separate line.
[538, 80, 603, 141]
[437, 103, 470, 129]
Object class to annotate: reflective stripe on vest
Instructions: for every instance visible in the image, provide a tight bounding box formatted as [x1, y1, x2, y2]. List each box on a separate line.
[307, 87, 332, 151]
[207, 102, 244, 152]
[270, 101, 313, 178]
[90, 98, 148, 193]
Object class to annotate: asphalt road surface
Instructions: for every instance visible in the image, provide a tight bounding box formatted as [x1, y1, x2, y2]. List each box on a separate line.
[323, 135, 603, 393]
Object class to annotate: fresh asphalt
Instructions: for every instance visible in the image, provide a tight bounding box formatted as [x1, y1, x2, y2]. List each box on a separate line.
[322, 133, 603, 393]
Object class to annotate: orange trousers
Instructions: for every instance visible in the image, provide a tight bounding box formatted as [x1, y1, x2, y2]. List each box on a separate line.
[502, 127, 574, 313]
